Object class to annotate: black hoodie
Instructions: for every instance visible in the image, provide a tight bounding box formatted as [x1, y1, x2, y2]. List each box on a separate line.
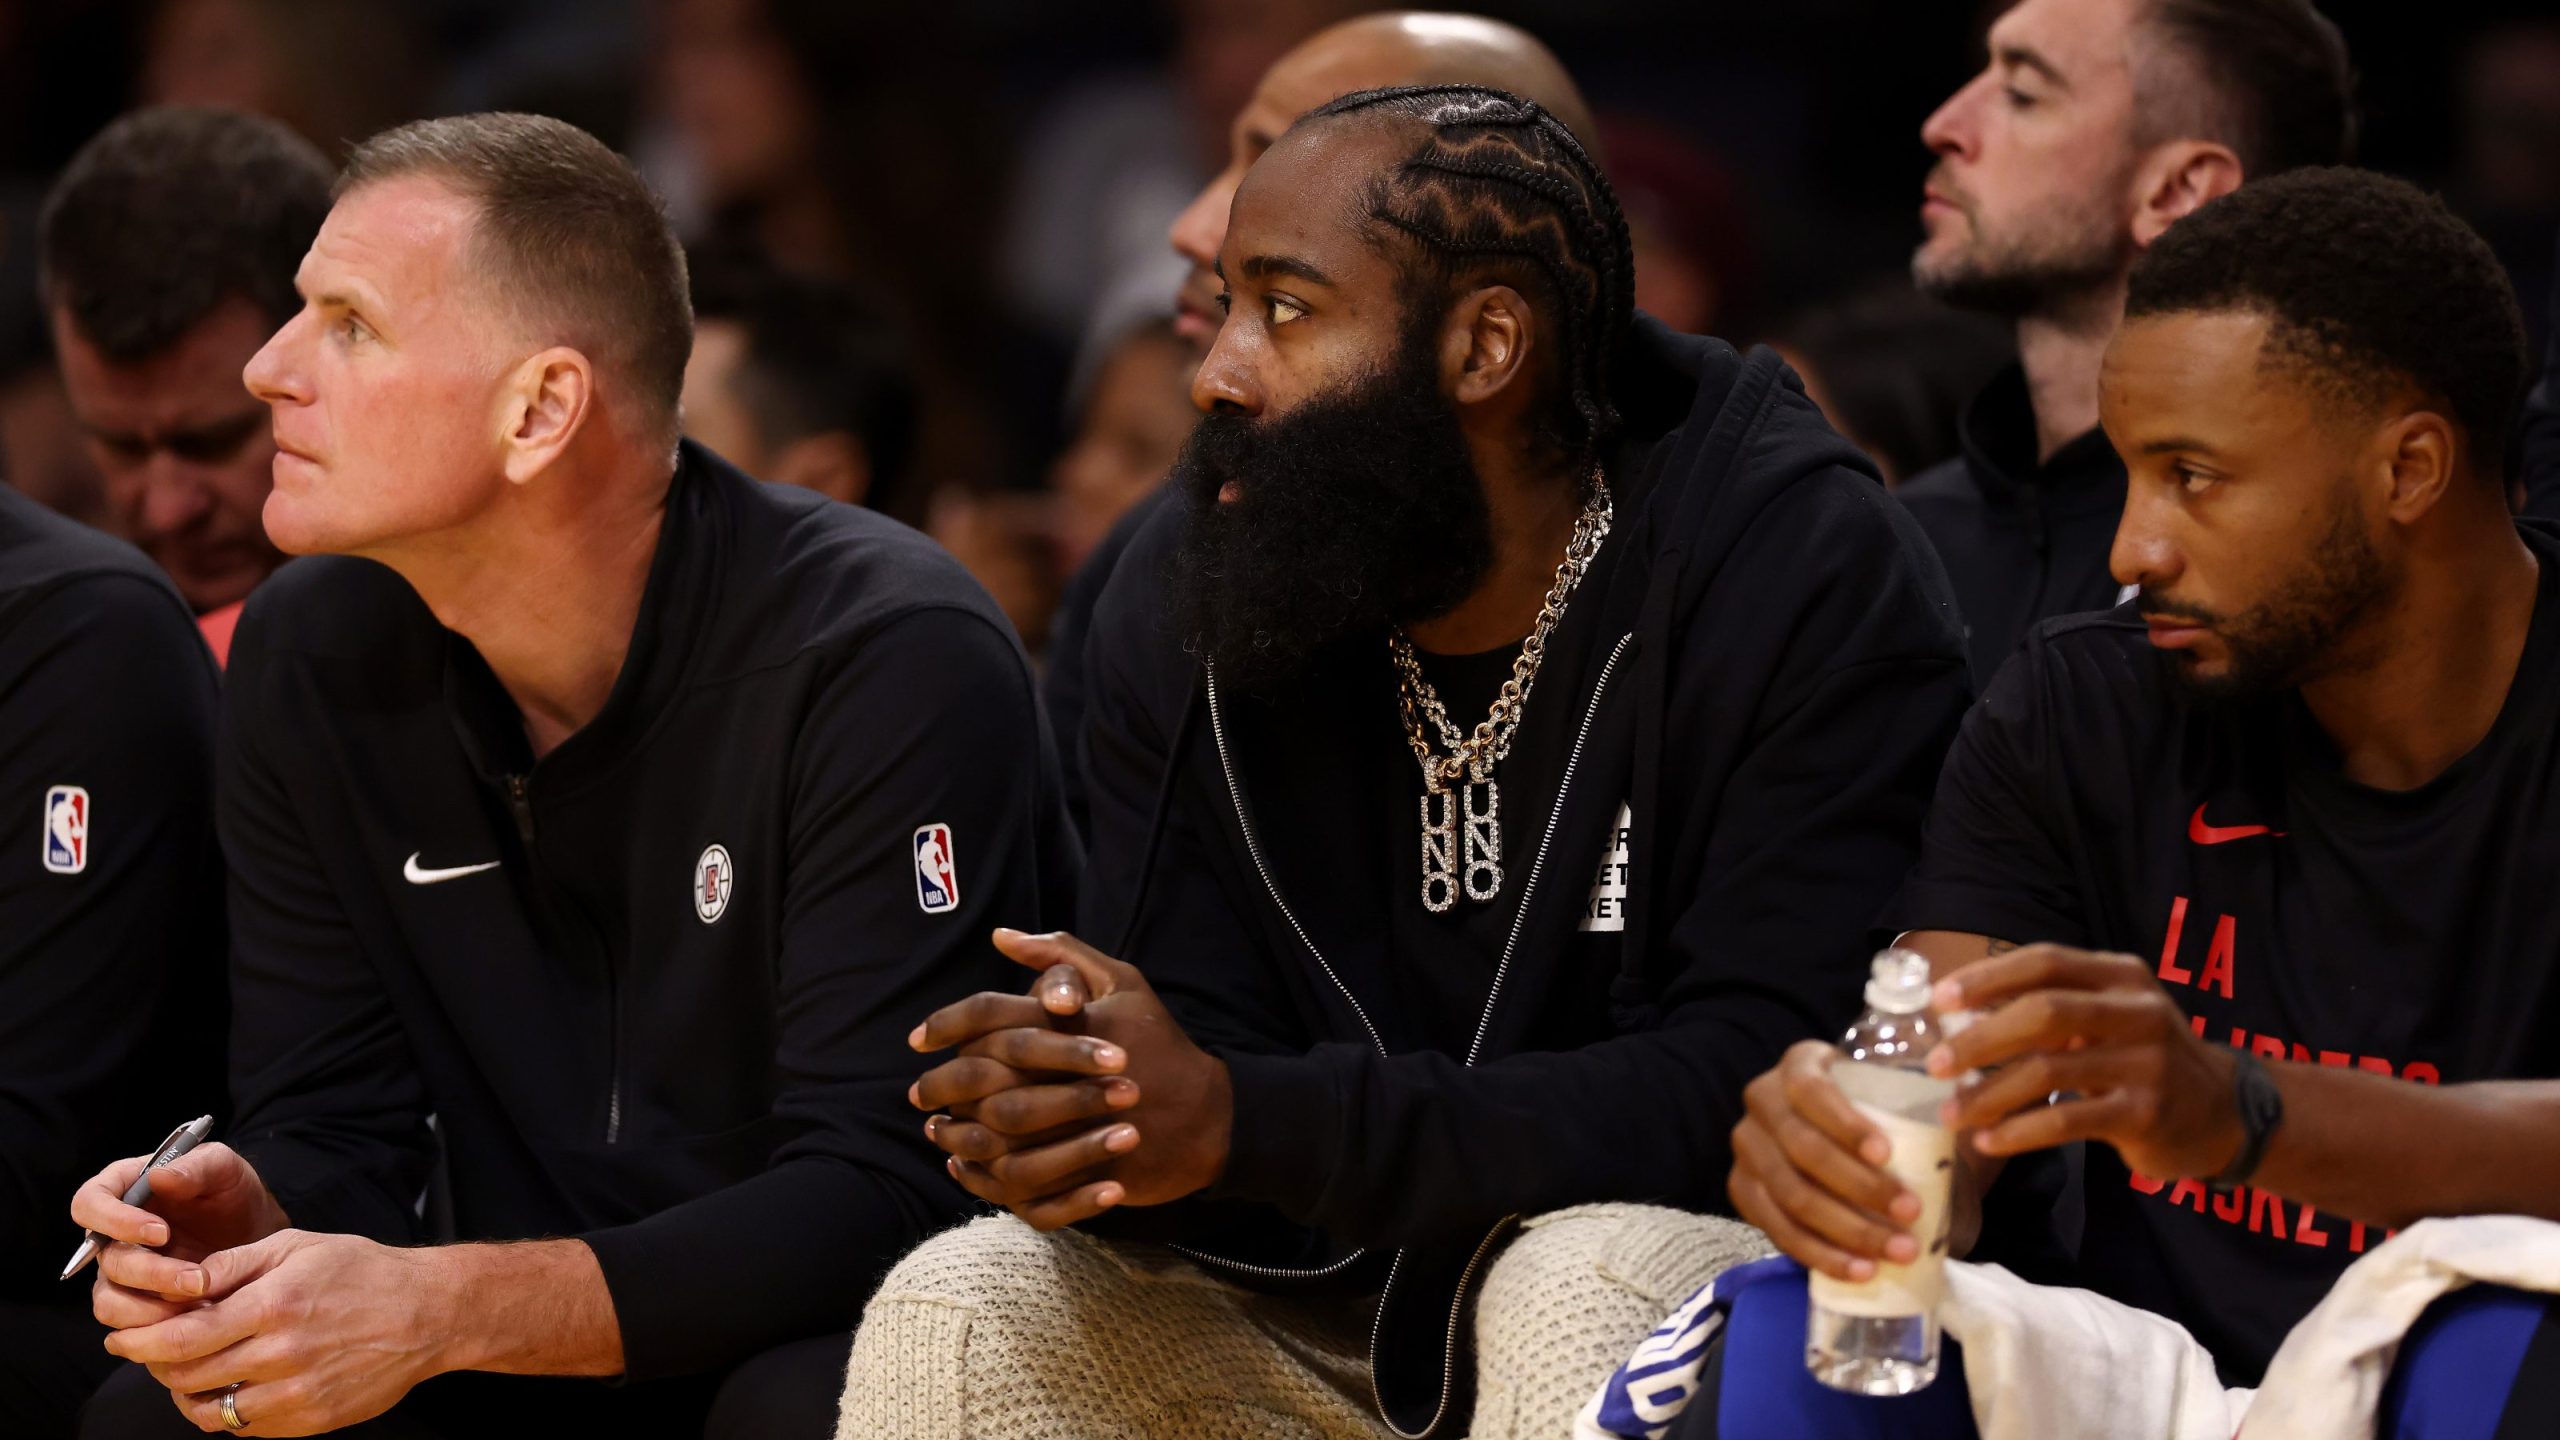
[1076, 317, 1971, 1436]
[1897, 365, 2129, 685]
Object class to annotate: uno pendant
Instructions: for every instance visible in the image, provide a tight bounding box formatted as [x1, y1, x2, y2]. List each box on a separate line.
[1462, 777, 1502, 902]
[1420, 787, 1459, 913]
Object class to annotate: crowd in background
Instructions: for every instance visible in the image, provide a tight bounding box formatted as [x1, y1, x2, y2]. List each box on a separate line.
[1, 0, 2555, 654]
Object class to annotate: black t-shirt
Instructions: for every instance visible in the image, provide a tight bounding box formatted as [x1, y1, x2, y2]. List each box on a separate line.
[1387, 641, 1527, 1057]
[1889, 520, 2560, 1384]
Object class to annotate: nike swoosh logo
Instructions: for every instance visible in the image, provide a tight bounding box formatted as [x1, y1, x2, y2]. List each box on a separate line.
[403, 853, 501, 885]
[2188, 805, 2285, 846]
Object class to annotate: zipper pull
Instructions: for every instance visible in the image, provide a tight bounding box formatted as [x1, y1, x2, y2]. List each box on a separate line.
[505, 775, 536, 845]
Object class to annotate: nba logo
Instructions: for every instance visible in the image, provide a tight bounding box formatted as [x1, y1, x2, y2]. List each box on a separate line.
[914, 824, 958, 914]
[43, 785, 88, 875]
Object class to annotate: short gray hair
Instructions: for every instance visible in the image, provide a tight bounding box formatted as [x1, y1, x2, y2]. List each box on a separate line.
[340, 113, 692, 446]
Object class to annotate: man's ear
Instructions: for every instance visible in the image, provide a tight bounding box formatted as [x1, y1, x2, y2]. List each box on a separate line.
[1444, 285, 1534, 410]
[497, 347, 596, 485]
[2129, 140, 2244, 249]
[2377, 408, 2460, 526]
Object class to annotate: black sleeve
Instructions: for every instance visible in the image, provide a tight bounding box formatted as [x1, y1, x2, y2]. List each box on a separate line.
[1883, 636, 2091, 948]
[1074, 526, 1311, 1068]
[579, 607, 1056, 1380]
[2523, 226, 2560, 523]
[223, 609, 437, 1245]
[1207, 482, 1976, 1246]
[1045, 486, 1171, 844]
[0, 574, 223, 1276]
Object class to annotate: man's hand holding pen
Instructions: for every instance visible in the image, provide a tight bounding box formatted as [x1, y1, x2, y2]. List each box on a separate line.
[70, 1141, 456, 1434]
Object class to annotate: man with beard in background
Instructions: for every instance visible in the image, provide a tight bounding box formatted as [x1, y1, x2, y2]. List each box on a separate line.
[1896, 0, 2354, 684]
[844, 86, 1969, 1439]
[1044, 9, 1595, 835]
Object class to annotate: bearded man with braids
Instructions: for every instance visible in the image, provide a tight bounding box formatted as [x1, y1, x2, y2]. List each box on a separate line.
[842, 87, 1969, 1439]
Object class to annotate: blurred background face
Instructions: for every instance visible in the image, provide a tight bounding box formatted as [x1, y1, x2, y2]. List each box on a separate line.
[679, 317, 767, 471]
[245, 176, 517, 560]
[1914, 0, 2145, 314]
[50, 297, 282, 611]
[2102, 310, 2398, 699]
[1049, 324, 1197, 568]
[656, 0, 815, 213]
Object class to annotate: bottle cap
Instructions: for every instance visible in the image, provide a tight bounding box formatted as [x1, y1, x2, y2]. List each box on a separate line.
[1863, 948, 1933, 1014]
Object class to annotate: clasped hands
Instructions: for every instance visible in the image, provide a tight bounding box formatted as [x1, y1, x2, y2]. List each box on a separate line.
[910, 928, 1233, 1229]
[71, 1144, 470, 1435]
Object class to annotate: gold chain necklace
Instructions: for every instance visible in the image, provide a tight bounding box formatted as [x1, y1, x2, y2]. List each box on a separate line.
[1389, 470, 1612, 912]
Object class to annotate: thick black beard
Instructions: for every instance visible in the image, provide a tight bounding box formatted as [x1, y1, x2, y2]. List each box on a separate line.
[1167, 332, 1492, 694]
[2152, 493, 2395, 705]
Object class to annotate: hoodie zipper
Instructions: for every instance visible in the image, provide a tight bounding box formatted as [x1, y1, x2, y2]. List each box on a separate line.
[506, 773, 622, 1144]
[1162, 667, 1381, 1285]
[1190, 633, 1633, 1436]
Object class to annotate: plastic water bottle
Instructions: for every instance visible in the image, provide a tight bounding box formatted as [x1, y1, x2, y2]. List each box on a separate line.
[1805, 948, 1957, 1395]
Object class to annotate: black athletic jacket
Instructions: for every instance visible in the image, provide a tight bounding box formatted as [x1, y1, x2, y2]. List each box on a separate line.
[0, 486, 224, 1302]
[1077, 318, 1971, 1436]
[1897, 365, 2128, 686]
[218, 444, 1076, 1380]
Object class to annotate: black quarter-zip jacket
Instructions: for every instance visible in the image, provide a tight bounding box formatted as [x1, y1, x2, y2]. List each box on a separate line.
[217, 443, 1077, 1380]
[1076, 317, 1972, 1436]
[1896, 363, 2129, 687]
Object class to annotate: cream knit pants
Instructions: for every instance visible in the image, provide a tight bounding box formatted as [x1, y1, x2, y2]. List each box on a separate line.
[837, 1203, 1771, 1440]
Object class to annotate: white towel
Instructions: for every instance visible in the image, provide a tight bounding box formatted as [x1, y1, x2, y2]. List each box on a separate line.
[2243, 1215, 2560, 1437]
[1940, 1262, 2248, 1440]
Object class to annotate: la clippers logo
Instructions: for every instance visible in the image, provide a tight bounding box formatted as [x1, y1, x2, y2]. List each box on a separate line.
[694, 844, 733, 924]
[914, 824, 958, 914]
[43, 785, 88, 875]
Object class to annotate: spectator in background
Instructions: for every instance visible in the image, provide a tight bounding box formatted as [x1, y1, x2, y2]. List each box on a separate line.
[0, 187, 103, 530]
[2449, 19, 2560, 368]
[1601, 116, 1757, 340]
[997, 0, 1361, 355]
[138, 0, 432, 157]
[682, 254, 922, 523]
[38, 106, 333, 665]
[1777, 284, 2014, 485]
[1050, 318, 1198, 573]
[1897, 0, 2356, 685]
[647, 0, 1012, 489]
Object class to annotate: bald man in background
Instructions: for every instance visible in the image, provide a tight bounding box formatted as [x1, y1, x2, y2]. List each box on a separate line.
[1044, 10, 1595, 834]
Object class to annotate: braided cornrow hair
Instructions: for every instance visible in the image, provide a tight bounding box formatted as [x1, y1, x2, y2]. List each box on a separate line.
[1300, 84, 1636, 466]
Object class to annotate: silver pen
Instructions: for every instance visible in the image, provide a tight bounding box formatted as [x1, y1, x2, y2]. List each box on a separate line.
[59, 1114, 214, 1281]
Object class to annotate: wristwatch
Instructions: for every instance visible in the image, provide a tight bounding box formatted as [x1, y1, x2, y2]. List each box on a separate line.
[2207, 1052, 2285, 1194]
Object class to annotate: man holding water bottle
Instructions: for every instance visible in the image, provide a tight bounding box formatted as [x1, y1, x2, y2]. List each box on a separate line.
[1717, 170, 2560, 1435]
